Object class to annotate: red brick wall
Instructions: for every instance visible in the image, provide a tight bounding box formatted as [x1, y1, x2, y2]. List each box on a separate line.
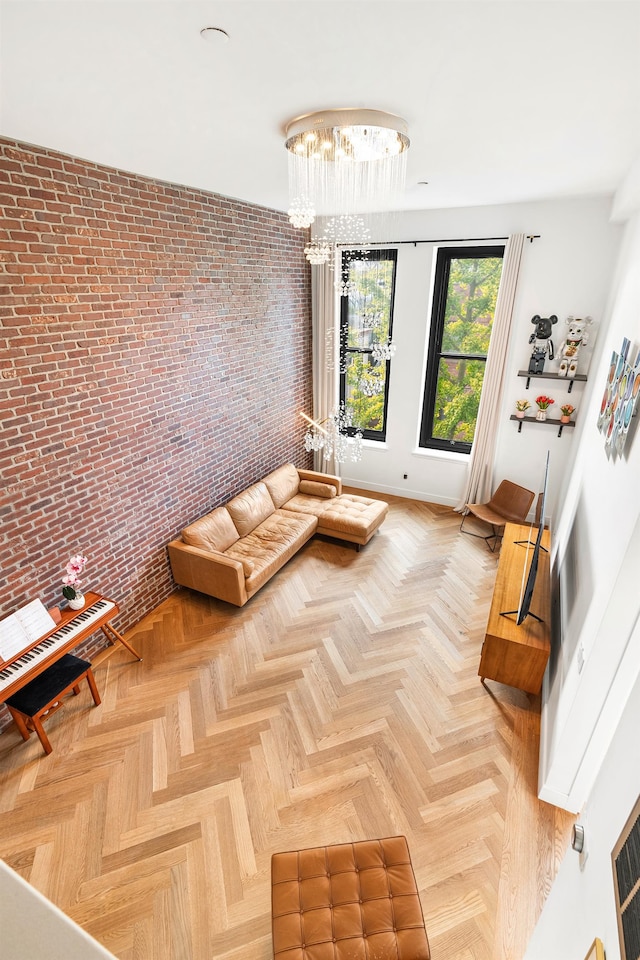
[0, 137, 312, 727]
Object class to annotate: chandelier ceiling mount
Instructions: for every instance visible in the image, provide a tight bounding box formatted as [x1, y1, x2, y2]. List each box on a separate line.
[285, 108, 410, 241]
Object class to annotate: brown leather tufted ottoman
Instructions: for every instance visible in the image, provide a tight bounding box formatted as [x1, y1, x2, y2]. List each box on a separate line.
[271, 836, 430, 959]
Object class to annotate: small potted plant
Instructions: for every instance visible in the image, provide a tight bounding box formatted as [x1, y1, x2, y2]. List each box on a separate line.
[62, 554, 88, 610]
[515, 399, 531, 419]
[560, 403, 575, 424]
[535, 395, 554, 421]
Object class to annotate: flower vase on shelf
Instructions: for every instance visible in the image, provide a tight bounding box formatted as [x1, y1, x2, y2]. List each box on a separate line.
[516, 411, 525, 419]
[561, 415, 571, 424]
[534, 395, 554, 422]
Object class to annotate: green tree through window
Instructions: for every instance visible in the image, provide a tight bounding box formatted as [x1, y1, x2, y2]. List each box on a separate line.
[420, 246, 504, 453]
[340, 249, 397, 441]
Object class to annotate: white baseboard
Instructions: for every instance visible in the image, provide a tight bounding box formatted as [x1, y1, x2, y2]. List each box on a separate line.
[537, 784, 580, 814]
[339, 477, 459, 508]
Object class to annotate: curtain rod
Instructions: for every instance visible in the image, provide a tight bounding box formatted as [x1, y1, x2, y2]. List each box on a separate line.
[337, 235, 540, 247]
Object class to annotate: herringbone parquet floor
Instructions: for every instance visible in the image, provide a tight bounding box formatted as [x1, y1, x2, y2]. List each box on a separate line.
[0, 493, 573, 960]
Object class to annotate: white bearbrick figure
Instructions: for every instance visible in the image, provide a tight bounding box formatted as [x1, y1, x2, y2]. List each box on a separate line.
[558, 316, 593, 378]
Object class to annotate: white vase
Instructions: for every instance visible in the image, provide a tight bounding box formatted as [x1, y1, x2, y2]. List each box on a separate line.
[535, 410, 547, 421]
[68, 594, 85, 611]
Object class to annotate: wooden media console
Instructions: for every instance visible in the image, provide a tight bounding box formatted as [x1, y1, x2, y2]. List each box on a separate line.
[479, 521, 551, 695]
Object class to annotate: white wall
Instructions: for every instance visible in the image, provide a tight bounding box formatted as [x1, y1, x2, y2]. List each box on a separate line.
[524, 209, 640, 958]
[340, 197, 621, 523]
[538, 211, 640, 811]
[0, 859, 117, 959]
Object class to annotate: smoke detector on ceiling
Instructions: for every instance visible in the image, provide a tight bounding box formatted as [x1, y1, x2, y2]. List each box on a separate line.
[200, 27, 230, 44]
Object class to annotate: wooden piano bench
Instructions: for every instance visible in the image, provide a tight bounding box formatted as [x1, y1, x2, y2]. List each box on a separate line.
[5, 654, 101, 755]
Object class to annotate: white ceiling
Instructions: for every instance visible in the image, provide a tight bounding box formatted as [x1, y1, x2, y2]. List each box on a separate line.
[1, 0, 640, 215]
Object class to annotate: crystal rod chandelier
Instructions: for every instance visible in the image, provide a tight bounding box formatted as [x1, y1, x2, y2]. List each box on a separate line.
[300, 409, 363, 464]
[285, 108, 410, 261]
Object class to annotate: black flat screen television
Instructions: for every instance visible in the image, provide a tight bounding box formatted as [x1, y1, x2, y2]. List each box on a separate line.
[501, 451, 550, 625]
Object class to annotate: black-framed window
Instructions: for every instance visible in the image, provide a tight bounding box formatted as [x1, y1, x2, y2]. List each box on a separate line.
[339, 248, 398, 441]
[419, 245, 505, 454]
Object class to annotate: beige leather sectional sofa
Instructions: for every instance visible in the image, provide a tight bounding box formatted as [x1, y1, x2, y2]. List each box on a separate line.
[167, 463, 388, 606]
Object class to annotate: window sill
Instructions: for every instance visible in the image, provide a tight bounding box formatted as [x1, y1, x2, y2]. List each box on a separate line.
[412, 446, 469, 463]
[362, 439, 388, 451]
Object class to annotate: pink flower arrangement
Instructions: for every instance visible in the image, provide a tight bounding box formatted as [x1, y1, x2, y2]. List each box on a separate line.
[62, 554, 88, 600]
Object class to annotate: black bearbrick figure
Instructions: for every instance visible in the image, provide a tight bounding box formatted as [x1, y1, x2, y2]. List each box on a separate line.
[528, 314, 558, 374]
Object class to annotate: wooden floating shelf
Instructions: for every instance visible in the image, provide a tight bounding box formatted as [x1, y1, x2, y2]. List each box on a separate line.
[517, 370, 587, 394]
[510, 414, 576, 437]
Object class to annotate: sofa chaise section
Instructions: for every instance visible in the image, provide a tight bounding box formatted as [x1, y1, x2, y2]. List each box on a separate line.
[266, 464, 388, 548]
[282, 491, 388, 547]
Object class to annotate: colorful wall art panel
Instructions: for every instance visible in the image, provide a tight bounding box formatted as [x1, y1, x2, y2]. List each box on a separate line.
[597, 336, 640, 456]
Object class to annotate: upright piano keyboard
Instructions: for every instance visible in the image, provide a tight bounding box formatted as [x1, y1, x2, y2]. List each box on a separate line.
[0, 592, 141, 703]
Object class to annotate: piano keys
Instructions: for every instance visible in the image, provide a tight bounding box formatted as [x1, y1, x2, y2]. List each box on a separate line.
[0, 592, 141, 703]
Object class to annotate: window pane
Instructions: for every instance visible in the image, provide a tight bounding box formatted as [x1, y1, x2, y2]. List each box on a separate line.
[346, 258, 394, 350]
[441, 256, 503, 355]
[340, 249, 397, 441]
[419, 244, 504, 454]
[344, 353, 386, 432]
[431, 357, 487, 444]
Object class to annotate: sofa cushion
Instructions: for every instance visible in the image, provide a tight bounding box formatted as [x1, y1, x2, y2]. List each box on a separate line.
[182, 506, 239, 552]
[263, 463, 300, 509]
[225, 510, 317, 594]
[227, 481, 275, 537]
[280, 493, 328, 518]
[298, 479, 337, 499]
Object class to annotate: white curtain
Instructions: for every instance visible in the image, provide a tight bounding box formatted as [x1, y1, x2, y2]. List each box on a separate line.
[310, 262, 338, 474]
[456, 233, 526, 510]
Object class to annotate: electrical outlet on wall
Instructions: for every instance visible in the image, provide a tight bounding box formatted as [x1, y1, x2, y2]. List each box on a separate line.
[579, 816, 589, 869]
[571, 817, 589, 870]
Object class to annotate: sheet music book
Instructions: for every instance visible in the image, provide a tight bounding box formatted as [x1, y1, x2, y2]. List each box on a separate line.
[0, 599, 57, 662]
